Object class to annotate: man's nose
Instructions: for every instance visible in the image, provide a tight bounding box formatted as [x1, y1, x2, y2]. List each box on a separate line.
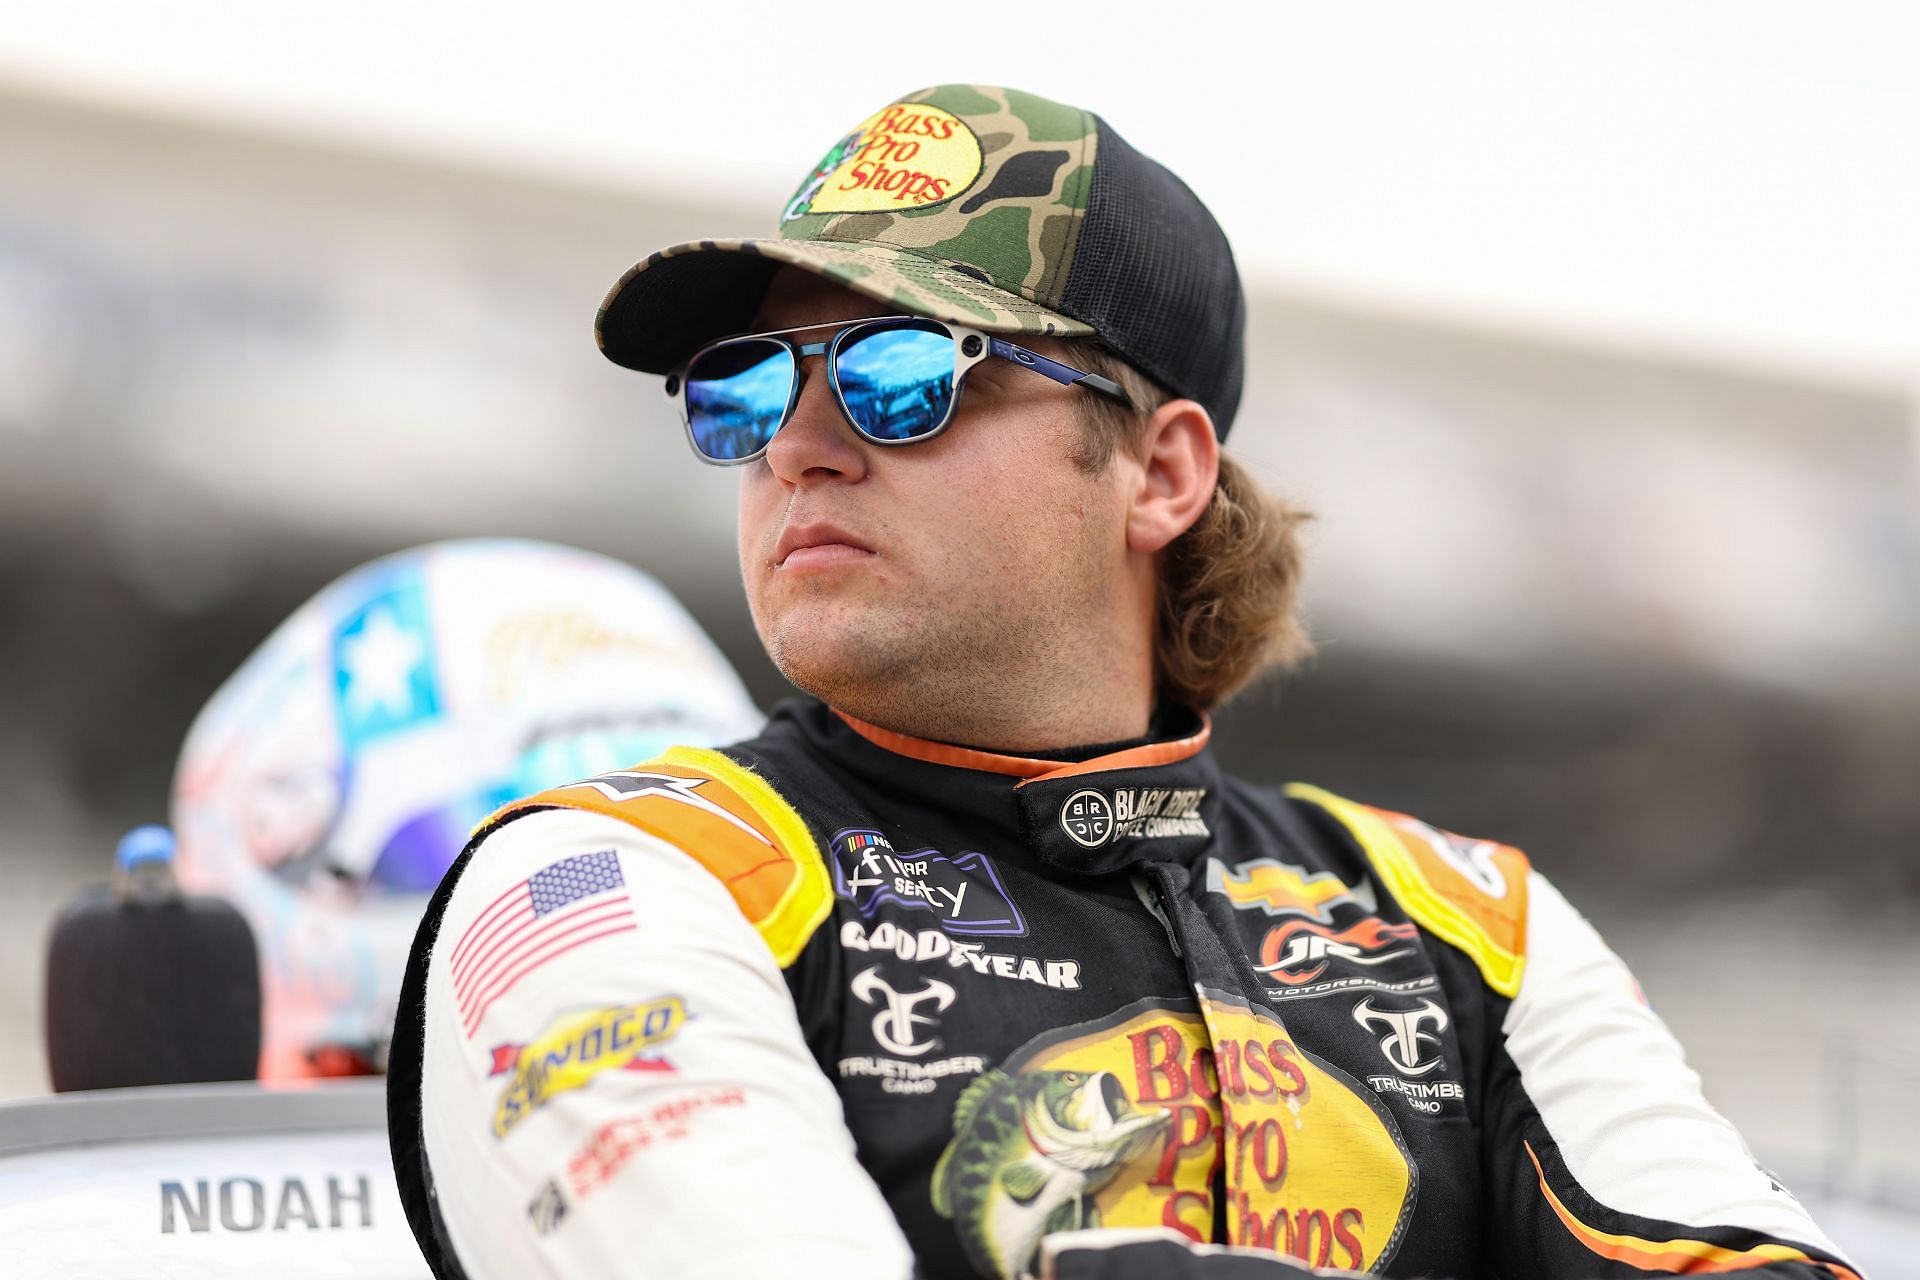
[763, 354, 869, 485]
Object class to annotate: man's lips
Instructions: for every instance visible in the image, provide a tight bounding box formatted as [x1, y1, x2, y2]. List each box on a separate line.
[773, 522, 874, 570]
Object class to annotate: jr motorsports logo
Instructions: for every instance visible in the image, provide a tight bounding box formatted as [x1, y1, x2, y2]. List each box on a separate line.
[1256, 918, 1419, 987]
[1058, 787, 1208, 849]
[832, 828, 1026, 936]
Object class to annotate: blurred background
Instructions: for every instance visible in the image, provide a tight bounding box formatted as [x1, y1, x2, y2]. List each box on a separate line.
[0, 0, 1915, 1260]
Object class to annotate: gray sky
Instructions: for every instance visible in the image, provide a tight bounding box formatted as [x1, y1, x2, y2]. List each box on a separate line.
[4, 0, 1917, 392]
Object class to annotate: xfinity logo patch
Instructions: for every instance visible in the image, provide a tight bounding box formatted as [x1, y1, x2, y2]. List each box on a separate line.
[831, 828, 1026, 936]
[1060, 787, 1208, 848]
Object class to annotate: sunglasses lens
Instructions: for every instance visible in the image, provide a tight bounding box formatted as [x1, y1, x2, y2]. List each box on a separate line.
[835, 321, 956, 442]
[685, 340, 796, 460]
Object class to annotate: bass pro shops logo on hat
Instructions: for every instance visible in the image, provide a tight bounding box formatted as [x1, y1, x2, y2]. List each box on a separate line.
[596, 84, 1248, 435]
[783, 104, 985, 221]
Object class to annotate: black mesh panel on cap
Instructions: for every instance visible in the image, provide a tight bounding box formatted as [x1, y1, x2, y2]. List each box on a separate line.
[1058, 118, 1246, 436]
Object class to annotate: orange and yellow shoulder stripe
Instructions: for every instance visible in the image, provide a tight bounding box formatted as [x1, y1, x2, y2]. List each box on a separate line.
[1284, 783, 1530, 998]
[1524, 1143, 1861, 1280]
[482, 747, 832, 969]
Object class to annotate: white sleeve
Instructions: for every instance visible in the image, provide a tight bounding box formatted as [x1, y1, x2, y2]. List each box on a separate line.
[1502, 870, 1846, 1258]
[418, 806, 912, 1280]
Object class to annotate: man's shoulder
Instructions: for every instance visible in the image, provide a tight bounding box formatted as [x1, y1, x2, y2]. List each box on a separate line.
[1245, 779, 1534, 999]
[473, 728, 833, 967]
[478, 698, 831, 856]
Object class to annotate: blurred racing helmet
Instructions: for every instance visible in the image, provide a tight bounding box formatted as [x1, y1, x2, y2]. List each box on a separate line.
[170, 539, 763, 1079]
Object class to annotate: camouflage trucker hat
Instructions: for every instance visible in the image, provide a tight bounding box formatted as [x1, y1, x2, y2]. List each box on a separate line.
[596, 84, 1248, 436]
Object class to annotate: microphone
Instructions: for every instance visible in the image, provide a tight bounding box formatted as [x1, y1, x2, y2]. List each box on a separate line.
[45, 826, 263, 1091]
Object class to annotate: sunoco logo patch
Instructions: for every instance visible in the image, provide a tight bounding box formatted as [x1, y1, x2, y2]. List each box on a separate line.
[783, 104, 984, 220]
[489, 998, 686, 1138]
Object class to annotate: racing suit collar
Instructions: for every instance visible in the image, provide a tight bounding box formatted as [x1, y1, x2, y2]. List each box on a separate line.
[830, 706, 1212, 781]
[810, 701, 1224, 876]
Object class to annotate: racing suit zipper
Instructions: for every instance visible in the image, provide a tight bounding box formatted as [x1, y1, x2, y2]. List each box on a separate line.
[1132, 864, 1235, 1245]
[1130, 871, 1182, 958]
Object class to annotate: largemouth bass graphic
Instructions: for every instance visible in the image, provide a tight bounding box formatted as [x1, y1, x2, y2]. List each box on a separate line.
[931, 1068, 1170, 1280]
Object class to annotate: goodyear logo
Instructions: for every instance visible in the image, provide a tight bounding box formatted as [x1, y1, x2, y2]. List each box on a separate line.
[491, 997, 686, 1138]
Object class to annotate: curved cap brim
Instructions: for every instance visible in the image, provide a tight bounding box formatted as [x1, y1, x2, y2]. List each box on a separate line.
[595, 237, 1093, 374]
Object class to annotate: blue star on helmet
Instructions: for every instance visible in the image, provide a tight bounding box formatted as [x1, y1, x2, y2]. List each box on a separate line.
[333, 581, 441, 749]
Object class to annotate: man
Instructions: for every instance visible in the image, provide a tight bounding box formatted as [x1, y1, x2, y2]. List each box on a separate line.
[388, 86, 1858, 1280]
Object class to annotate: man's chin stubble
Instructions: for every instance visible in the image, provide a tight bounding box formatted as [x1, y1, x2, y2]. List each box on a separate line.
[763, 617, 997, 734]
[765, 620, 910, 707]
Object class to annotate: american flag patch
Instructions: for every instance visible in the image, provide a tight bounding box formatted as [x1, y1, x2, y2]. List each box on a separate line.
[450, 850, 634, 1037]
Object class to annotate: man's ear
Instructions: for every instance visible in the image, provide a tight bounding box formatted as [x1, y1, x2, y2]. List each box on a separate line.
[1125, 399, 1219, 555]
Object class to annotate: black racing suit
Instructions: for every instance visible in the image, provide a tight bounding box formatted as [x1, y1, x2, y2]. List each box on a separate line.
[389, 698, 1857, 1279]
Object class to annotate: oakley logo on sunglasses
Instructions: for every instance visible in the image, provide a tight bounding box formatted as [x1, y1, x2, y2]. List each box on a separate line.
[666, 316, 1128, 465]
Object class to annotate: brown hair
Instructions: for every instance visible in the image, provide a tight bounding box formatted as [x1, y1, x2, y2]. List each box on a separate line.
[1065, 341, 1314, 710]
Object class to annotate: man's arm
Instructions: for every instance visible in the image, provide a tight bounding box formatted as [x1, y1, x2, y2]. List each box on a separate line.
[408, 806, 911, 1279]
[1477, 870, 1856, 1278]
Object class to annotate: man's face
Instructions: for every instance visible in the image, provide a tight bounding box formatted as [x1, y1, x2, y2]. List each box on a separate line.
[736, 267, 1134, 735]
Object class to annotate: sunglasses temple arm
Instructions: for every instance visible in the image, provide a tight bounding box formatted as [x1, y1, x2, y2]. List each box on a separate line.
[987, 337, 1131, 406]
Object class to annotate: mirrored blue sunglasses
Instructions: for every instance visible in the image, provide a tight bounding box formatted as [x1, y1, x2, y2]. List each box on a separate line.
[664, 315, 1131, 465]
